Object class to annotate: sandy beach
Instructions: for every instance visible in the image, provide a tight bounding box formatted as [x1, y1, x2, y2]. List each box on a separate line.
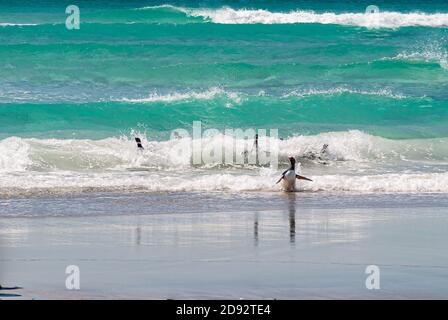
[1, 192, 447, 299]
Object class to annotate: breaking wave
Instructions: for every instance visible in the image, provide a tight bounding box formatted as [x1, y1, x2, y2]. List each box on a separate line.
[2, 131, 448, 195]
[2, 171, 448, 195]
[283, 88, 407, 99]
[382, 45, 448, 70]
[3, 130, 448, 172]
[118, 87, 243, 104]
[118, 86, 406, 104]
[140, 6, 448, 28]
[0, 23, 37, 27]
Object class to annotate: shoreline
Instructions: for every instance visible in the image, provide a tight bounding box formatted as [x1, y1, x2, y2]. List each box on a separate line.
[1, 192, 448, 299]
[2, 191, 448, 218]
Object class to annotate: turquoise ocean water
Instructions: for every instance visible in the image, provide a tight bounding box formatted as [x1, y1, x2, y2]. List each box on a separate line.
[1, 0, 448, 195]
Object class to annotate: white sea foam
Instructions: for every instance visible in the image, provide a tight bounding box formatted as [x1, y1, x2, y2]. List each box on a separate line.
[2, 170, 448, 195]
[0, 23, 37, 27]
[119, 87, 243, 104]
[138, 5, 179, 10]
[2, 131, 448, 172]
[382, 45, 448, 70]
[1, 131, 448, 195]
[116, 87, 406, 105]
[0, 137, 33, 171]
[283, 88, 407, 99]
[139, 6, 448, 28]
[307, 172, 448, 193]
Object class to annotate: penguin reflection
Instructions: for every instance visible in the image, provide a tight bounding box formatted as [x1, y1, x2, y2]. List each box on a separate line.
[135, 225, 141, 246]
[254, 212, 259, 247]
[252, 195, 296, 246]
[287, 193, 296, 245]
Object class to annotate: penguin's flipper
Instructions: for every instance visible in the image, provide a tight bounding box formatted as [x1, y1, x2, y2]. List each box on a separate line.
[275, 175, 284, 184]
[296, 174, 312, 182]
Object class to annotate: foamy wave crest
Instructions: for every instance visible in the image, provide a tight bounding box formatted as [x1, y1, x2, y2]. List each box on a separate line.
[0, 137, 32, 171]
[307, 172, 448, 193]
[140, 6, 448, 28]
[1, 131, 448, 173]
[0, 136, 194, 172]
[0, 23, 37, 27]
[2, 171, 448, 195]
[117, 87, 406, 106]
[138, 5, 178, 10]
[2, 131, 448, 195]
[119, 87, 243, 104]
[0, 171, 271, 195]
[383, 45, 448, 70]
[283, 88, 407, 99]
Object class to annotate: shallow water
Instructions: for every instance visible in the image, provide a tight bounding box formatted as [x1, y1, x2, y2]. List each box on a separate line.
[1, 192, 447, 299]
[2, 191, 448, 217]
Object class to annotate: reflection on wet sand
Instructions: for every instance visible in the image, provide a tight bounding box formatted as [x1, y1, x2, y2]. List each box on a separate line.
[254, 213, 259, 247]
[135, 225, 141, 246]
[287, 194, 296, 245]
[0, 223, 22, 298]
[0, 285, 22, 298]
[253, 193, 297, 246]
[1, 195, 447, 299]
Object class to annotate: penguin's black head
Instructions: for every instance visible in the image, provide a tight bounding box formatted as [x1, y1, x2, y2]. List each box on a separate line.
[288, 156, 296, 168]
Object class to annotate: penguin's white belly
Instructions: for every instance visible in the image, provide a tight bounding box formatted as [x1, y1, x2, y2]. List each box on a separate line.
[281, 170, 296, 191]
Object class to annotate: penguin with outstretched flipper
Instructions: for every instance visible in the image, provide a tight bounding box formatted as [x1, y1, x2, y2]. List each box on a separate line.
[276, 157, 312, 192]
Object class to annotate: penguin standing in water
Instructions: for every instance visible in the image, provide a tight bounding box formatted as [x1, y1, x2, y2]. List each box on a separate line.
[276, 157, 313, 192]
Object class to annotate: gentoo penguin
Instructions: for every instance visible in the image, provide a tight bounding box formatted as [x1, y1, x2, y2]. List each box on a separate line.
[135, 137, 144, 150]
[276, 157, 312, 192]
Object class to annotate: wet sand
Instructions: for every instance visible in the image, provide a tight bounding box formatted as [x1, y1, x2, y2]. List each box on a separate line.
[1, 192, 448, 299]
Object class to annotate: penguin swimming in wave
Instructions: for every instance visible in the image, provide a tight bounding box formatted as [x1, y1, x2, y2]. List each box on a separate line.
[135, 137, 144, 150]
[276, 157, 313, 192]
[299, 143, 330, 164]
